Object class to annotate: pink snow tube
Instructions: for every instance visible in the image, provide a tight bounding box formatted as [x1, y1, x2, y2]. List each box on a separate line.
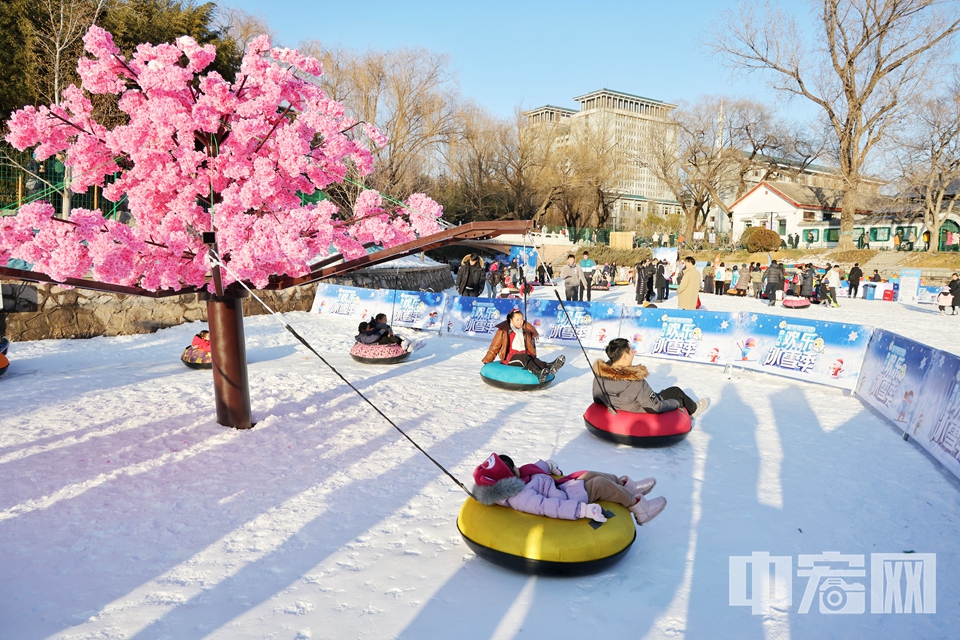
[583, 402, 692, 447]
[350, 342, 411, 364]
[782, 298, 811, 309]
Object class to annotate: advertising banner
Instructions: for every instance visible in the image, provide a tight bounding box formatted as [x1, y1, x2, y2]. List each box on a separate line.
[734, 314, 873, 389]
[916, 285, 943, 305]
[443, 296, 520, 338]
[855, 329, 933, 426]
[310, 284, 396, 322]
[391, 290, 447, 331]
[898, 269, 922, 304]
[652, 247, 679, 271]
[618, 307, 740, 367]
[908, 349, 960, 481]
[523, 298, 622, 350]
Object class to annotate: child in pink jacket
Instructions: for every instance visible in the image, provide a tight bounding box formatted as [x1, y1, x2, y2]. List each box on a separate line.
[471, 453, 666, 526]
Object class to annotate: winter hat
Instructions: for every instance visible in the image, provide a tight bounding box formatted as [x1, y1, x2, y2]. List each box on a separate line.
[473, 453, 515, 486]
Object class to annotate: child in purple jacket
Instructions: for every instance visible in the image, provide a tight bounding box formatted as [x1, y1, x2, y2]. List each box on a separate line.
[471, 453, 666, 526]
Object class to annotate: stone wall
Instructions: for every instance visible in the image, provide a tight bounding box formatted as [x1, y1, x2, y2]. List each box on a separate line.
[0, 282, 318, 342]
[0, 265, 452, 342]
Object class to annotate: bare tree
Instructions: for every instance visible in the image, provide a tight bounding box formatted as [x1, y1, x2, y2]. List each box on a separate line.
[216, 6, 275, 53]
[893, 71, 960, 252]
[711, 0, 960, 249]
[300, 42, 461, 203]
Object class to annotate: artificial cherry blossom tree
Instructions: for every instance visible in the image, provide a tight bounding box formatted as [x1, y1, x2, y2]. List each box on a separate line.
[1, 27, 443, 428]
[1, 26, 442, 291]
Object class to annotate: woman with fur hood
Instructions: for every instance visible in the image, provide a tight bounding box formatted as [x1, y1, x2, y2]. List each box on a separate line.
[482, 310, 565, 382]
[593, 338, 708, 416]
[471, 453, 667, 526]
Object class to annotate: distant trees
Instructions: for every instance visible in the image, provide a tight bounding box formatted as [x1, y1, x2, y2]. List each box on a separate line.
[712, 0, 960, 249]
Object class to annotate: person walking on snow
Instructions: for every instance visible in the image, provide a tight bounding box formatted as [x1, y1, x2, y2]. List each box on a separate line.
[559, 254, 587, 301]
[676, 256, 702, 310]
[848, 263, 863, 299]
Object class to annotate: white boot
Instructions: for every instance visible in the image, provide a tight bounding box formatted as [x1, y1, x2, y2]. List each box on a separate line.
[619, 476, 656, 496]
[630, 496, 667, 526]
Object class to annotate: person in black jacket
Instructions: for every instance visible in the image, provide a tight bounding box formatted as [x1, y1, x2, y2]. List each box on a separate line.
[655, 260, 668, 301]
[949, 273, 960, 315]
[456, 254, 485, 297]
[848, 263, 863, 299]
[800, 264, 815, 298]
[763, 260, 785, 306]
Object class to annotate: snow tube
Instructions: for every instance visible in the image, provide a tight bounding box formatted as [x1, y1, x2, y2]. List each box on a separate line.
[583, 402, 692, 447]
[0, 352, 7, 377]
[480, 361, 554, 391]
[0, 337, 8, 355]
[782, 297, 811, 309]
[350, 342, 411, 365]
[457, 497, 635, 576]
[180, 345, 212, 369]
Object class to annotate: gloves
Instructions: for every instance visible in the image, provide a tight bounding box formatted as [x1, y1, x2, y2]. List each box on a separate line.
[544, 459, 563, 475]
[579, 503, 607, 523]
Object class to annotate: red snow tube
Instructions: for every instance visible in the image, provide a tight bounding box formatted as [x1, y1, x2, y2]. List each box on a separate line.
[782, 298, 811, 309]
[583, 402, 692, 447]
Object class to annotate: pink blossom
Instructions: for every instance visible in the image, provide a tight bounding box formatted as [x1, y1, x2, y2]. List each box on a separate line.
[1, 27, 444, 292]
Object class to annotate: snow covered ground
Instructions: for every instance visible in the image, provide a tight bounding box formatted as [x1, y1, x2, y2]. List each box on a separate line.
[1, 282, 958, 639]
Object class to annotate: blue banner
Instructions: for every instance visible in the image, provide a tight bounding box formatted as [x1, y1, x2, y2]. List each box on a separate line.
[443, 296, 519, 338]
[524, 298, 622, 350]
[310, 284, 396, 322]
[618, 307, 739, 366]
[856, 329, 960, 481]
[856, 329, 933, 425]
[737, 314, 873, 389]
[391, 290, 447, 331]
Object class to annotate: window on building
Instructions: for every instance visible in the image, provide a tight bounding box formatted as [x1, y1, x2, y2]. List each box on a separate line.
[895, 226, 918, 241]
[825, 228, 840, 242]
[805, 229, 820, 243]
[822, 212, 834, 221]
[778, 220, 787, 235]
[803, 210, 816, 222]
[870, 227, 891, 242]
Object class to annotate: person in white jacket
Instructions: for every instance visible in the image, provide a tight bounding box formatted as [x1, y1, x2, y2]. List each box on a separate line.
[825, 265, 841, 307]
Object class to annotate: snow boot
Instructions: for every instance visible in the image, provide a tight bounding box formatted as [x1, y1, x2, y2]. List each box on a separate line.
[548, 355, 565, 375]
[538, 367, 550, 383]
[630, 496, 667, 526]
[620, 476, 656, 496]
[694, 398, 710, 418]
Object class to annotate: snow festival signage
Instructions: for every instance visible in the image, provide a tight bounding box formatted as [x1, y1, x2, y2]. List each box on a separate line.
[618, 308, 740, 366]
[898, 269, 922, 304]
[443, 296, 519, 337]
[523, 299, 621, 350]
[857, 329, 960, 481]
[391, 291, 447, 331]
[310, 284, 397, 321]
[736, 315, 872, 389]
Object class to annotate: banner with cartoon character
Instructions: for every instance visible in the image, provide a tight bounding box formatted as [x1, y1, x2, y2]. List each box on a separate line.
[443, 296, 521, 338]
[617, 307, 741, 366]
[523, 299, 622, 350]
[390, 290, 447, 331]
[733, 314, 873, 389]
[905, 348, 960, 481]
[310, 284, 396, 322]
[856, 329, 935, 428]
[916, 285, 944, 305]
[898, 269, 923, 304]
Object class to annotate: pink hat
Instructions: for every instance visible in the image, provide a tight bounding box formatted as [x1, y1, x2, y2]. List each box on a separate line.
[473, 453, 514, 486]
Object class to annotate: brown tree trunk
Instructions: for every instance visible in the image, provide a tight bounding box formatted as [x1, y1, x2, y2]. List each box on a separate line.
[837, 187, 858, 250]
[204, 286, 253, 429]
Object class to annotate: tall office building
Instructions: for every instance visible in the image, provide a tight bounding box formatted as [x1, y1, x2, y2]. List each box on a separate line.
[523, 89, 681, 231]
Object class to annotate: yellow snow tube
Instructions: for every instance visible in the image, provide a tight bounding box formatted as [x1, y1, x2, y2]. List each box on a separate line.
[457, 497, 635, 575]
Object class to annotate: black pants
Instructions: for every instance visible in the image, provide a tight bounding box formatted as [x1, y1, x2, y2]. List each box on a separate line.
[850, 282, 859, 299]
[506, 353, 549, 375]
[579, 279, 592, 302]
[765, 283, 780, 303]
[565, 283, 580, 301]
[657, 286, 668, 300]
[659, 386, 697, 415]
[377, 334, 402, 346]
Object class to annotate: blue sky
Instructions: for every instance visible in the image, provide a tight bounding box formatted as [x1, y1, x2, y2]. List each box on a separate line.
[228, 0, 819, 120]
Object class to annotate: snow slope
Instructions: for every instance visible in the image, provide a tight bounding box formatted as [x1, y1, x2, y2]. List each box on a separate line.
[0, 283, 958, 639]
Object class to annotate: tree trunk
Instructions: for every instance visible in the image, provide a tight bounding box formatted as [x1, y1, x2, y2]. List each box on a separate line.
[204, 286, 253, 429]
[837, 187, 858, 250]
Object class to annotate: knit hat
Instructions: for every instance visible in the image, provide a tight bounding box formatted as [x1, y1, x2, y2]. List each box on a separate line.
[473, 453, 515, 486]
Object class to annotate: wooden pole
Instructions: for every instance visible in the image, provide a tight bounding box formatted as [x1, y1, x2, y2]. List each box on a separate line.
[202, 285, 253, 429]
